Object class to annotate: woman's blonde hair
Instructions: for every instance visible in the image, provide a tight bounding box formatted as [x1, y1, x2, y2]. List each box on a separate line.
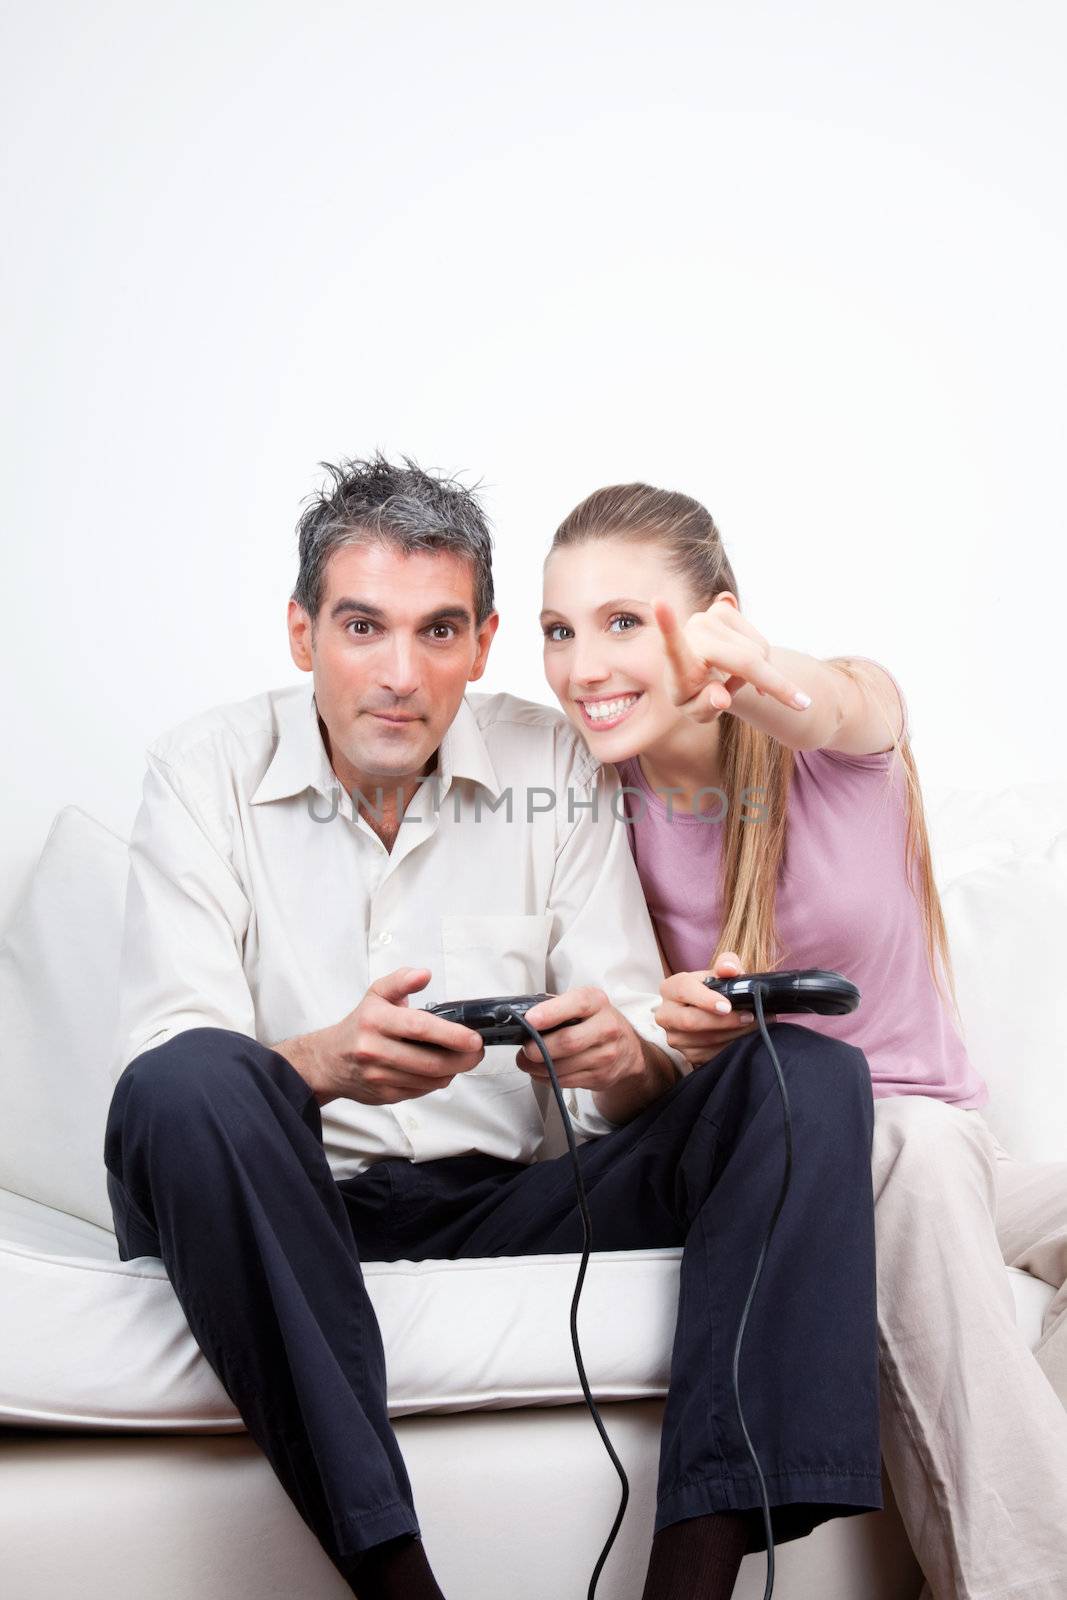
[550, 482, 962, 1023]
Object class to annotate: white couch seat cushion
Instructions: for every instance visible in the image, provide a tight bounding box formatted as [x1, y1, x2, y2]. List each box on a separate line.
[0, 1186, 1053, 1433]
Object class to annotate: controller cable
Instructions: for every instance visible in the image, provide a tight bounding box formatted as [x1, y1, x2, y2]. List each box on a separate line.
[515, 979, 791, 1600]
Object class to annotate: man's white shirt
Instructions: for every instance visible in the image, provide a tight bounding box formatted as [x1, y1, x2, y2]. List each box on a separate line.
[111, 681, 690, 1177]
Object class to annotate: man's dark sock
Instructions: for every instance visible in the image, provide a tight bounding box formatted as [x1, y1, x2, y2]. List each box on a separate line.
[640, 1510, 753, 1600]
[348, 1532, 446, 1600]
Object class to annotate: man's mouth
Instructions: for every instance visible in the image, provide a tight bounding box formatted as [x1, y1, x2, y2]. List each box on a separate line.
[368, 711, 421, 724]
[574, 693, 643, 730]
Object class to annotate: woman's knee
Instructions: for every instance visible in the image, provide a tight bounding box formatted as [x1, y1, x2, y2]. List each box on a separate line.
[873, 1093, 993, 1167]
[870, 1095, 1001, 1224]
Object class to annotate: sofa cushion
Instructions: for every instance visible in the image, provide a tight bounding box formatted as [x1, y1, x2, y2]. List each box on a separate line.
[940, 830, 1067, 1164]
[0, 1187, 1053, 1432]
[923, 780, 1067, 886]
[0, 808, 128, 1231]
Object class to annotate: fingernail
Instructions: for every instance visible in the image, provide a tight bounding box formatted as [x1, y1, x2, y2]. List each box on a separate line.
[794, 691, 812, 707]
[714, 999, 731, 1014]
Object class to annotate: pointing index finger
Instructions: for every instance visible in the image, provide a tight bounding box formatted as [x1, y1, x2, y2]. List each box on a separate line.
[652, 598, 707, 697]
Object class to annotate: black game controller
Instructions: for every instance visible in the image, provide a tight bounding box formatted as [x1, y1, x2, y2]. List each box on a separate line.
[422, 994, 580, 1046]
[703, 968, 860, 1016]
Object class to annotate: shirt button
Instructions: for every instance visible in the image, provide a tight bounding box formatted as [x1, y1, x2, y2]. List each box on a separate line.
[377, 931, 393, 946]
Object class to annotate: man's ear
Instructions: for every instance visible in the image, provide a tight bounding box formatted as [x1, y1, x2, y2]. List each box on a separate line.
[288, 599, 314, 671]
[468, 611, 500, 683]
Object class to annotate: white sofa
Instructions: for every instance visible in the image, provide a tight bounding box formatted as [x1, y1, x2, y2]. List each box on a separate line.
[2, 782, 1066, 1600]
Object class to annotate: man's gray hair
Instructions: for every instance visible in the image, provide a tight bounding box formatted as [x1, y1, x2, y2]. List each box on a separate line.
[292, 453, 495, 629]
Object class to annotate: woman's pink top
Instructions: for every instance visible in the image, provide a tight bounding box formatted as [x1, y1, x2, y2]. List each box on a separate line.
[614, 668, 988, 1108]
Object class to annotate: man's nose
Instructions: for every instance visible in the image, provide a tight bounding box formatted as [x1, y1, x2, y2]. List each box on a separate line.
[379, 636, 420, 697]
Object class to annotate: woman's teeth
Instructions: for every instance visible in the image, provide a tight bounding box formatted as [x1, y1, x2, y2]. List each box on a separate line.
[580, 694, 641, 726]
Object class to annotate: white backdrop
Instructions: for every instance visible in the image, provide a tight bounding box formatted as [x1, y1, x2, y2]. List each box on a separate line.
[2, 0, 1065, 925]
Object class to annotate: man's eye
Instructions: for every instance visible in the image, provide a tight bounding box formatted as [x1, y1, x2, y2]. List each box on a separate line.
[430, 625, 457, 640]
[346, 620, 374, 635]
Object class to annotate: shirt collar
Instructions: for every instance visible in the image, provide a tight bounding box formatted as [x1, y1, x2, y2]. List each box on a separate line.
[250, 681, 503, 806]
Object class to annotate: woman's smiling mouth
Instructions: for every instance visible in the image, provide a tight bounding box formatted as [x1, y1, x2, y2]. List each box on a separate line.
[575, 692, 643, 730]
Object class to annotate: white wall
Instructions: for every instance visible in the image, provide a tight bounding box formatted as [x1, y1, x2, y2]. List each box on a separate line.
[2, 1, 1065, 922]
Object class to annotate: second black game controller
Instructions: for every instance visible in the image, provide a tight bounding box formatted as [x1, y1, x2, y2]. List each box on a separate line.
[422, 993, 580, 1046]
[703, 967, 860, 1016]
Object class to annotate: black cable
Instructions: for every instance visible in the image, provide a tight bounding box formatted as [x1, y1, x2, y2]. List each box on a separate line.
[514, 1015, 628, 1600]
[735, 982, 794, 1600]
[516, 989, 793, 1600]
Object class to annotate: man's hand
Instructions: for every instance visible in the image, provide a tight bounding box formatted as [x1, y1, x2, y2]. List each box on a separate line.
[653, 594, 813, 727]
[278, 968, 485, 1108]
[512, 986, 646, 1090]
[653, 950, 762, 1066]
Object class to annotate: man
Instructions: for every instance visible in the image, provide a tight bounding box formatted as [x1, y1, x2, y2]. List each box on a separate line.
[104, 455, 883, 1600]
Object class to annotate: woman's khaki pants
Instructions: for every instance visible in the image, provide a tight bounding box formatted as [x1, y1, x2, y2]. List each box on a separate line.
[871, 1096, 1067, 1600]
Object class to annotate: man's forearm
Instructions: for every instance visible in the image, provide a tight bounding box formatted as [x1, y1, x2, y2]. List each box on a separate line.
[270, 1026, 339, 1107]
[592, 1037, 684, 1127]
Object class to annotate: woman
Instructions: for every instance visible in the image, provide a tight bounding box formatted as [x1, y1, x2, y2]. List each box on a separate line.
[538, 481, 1067, 1600]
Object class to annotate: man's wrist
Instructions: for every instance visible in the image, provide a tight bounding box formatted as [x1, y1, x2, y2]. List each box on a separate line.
[591, 1032, 682, 1127]
[270, 1026, 339, 1107]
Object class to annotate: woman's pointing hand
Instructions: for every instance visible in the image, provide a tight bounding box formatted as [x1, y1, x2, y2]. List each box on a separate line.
[652, 594, 813, 726]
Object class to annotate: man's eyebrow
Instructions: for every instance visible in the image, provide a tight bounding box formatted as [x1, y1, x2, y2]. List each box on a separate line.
[538, 597, 650, 621]
[329, 597, 473, 627]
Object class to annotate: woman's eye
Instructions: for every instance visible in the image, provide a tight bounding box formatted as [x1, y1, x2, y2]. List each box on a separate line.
[543, 616, 640, 643]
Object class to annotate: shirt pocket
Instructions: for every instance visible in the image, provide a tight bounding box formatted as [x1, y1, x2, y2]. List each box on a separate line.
[440, 912, 554, 1078]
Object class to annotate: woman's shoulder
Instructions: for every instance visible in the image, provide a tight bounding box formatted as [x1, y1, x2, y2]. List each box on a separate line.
[794, 657, 909, 775]
[817, 657, 910, 750]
